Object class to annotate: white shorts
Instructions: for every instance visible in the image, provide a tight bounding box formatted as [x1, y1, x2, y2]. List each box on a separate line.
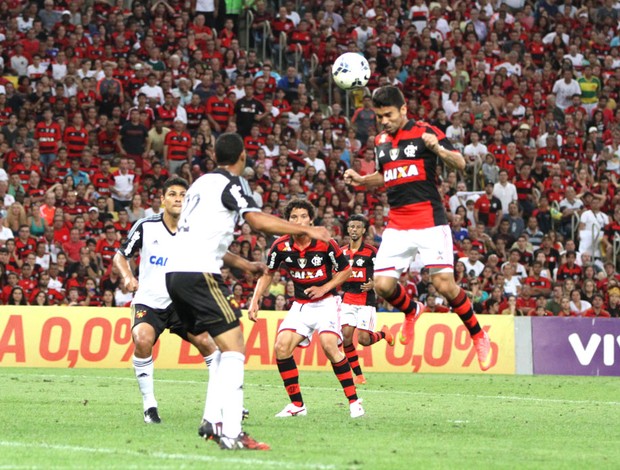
[340, 303, 377, 332]
[278, 296, 342, 348]
[375, 225, 454, 278]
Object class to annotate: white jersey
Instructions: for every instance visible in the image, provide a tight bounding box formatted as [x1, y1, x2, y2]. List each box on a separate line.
[118, 213, 176, 309]
[167, 169, 260, 274]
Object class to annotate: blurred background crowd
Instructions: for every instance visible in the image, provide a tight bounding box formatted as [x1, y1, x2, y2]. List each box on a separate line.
[0, 0, 619, 316]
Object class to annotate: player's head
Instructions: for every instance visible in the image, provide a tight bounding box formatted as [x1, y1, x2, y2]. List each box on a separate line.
[162, 177, 189, 217]
[346, 214, 368, 241]
[215, 132, 246, 166]
[372, 86, 407, 135]
[283, 199, 315, 225]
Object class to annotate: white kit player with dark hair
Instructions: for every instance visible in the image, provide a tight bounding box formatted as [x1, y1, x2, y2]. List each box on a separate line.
[165, 133, 330, 450]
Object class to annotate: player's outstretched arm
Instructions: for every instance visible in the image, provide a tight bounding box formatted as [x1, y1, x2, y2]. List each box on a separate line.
[248, 271, 274, 322]
[343, 169, 385, 189]
[112, 252, 139, 292]
[422, 133, 466, 171]
[244, 211, 331, 242]
[223, 251, 268, 276]
[304, 267, 352, 300]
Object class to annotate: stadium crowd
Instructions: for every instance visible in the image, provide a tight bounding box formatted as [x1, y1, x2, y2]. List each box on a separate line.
[0, 0, 619, 317]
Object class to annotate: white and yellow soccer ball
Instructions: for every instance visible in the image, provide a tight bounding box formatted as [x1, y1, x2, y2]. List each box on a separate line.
[331, 52, 370, 90]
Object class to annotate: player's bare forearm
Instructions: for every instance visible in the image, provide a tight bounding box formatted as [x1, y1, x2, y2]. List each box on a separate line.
[223, 251, 252, 272]
[248, 272, 273, 321]
[113, 252, 138, 291]
[344, 169, 384, 188]
[305, 268, 352, 299]
[245, 211, 330, 241]
[422, 133, 465, 171]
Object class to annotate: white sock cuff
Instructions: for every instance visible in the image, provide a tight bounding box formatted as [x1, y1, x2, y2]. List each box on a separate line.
[133, 355, 153, 367]
[221, 351, 245, 363]
[204, 349, 221, 367]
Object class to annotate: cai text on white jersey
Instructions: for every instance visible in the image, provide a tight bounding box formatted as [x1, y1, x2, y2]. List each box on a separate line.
[118, 213, 177, 309]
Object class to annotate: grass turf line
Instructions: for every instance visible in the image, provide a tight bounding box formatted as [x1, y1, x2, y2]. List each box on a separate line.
[0, 368, 618, 469]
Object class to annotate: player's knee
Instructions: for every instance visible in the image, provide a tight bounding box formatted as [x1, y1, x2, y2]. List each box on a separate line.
[357, 332, 371, 346]
[432, 274, 459, 298]
[374, 277, 395, 298]
[274, 338, 293, 359]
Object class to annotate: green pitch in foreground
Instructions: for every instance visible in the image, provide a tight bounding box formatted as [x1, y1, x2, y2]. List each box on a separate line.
[0, 369, 618, 469]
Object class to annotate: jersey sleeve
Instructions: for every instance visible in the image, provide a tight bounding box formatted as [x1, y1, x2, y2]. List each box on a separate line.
[424, 123, 456, 151]
[221, 176, 261, 217]
[266, 240, 284, 272]
[118, 219, 144, 258]
[328, 239, 350, 272]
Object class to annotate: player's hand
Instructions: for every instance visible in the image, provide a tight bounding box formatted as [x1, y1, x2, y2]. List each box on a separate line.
[124, 277, 139, 293]
[304, 285, 326, 299]
[361, 279, 374, 292]
[344, 169, 363, 186]
[247, 261, 269, 276]
[421, 133, 440, 153]
[247, 302, 260, 322]
[305, 226, 330, 242]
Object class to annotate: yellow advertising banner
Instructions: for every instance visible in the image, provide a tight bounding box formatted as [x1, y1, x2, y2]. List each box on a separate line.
[0, 307, 515, 374]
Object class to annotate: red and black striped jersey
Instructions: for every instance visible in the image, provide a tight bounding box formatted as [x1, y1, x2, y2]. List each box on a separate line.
[164, 131, 191, 161]
[267, 235, 350, 304]
[156, 105, 177, 128]
[243, 136, 264, 157]
[15, 237, 37, 259]
[77, 90, 96, 108]
[206, 96, 234, 129]
[63, 126, 89, 160]
[96, 238, 120, 269]
[185, 104, 206, 130]
[52, 160, 71, 179]
[374, 120, 449, 230]
[35, 121, 62, 154]
[604, 221, 620, 239]
[556, 263, 583, 283]
[341, 242, 377, 306]
[513, 176, 536, 201]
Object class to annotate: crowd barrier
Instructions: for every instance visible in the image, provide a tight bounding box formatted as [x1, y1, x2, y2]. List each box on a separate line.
[0, 308, 617, 376]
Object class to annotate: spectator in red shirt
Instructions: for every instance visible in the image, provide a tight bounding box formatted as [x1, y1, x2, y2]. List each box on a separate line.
[583, 293, 611, 318]
[62, 227, 86, 264]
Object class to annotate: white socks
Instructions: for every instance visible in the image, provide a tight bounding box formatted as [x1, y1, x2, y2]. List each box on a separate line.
[219, 351, 245, 438]
[133, 355, 157, 411]
[203, 349, 221, 423]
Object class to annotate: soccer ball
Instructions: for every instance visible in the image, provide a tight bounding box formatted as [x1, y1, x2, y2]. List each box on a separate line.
[331, 53, 370, 90]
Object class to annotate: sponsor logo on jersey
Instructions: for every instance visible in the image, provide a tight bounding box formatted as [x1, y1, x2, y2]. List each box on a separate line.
[135, 310, 147, 319]
[404, 144, 418, 158]
[329, 251, 338, 268]
[291, 268, 323, 280]
[378, 150, 385, 159]
[384, 164, 420, 183]
[389, 148, 399, 160]
[311, 255, 322, 266]
[285, 256, 293, 262]
[298, 258, 307, 268]
[351, 268, 366, 279]
[378, 134, 388, 144]
[149, 256, 168, 266]
[269, 251, 277, 269]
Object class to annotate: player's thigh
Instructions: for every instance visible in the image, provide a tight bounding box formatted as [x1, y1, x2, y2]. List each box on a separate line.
[417, 225, 455, 273]
[131, 304, 166, 345]
[274, 328, 305, 358]
[374, 228, 418, 278]
[166, 271, 242, 340]
[277, 301, 320, 348]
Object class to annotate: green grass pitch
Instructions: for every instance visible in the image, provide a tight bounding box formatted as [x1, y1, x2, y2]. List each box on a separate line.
[0, 368, 619, 469]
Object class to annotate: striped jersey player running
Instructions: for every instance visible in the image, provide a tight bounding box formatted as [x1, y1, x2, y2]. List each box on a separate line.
[249, 199, 365, 418]
[344, 86, 494, 371]
[340, 215, 394, 385]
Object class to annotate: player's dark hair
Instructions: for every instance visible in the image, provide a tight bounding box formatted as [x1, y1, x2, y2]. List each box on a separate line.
[163, 176, 189, 194]
[372, 86, 406, 109]
[347, 214, 369, 231]
[215, 132, 244, 166]
[284, 198, 315, 221]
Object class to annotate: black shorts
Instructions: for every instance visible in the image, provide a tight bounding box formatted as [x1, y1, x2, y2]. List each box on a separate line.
[165, 272, 241, 338]
[131, 303, 189, 342]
